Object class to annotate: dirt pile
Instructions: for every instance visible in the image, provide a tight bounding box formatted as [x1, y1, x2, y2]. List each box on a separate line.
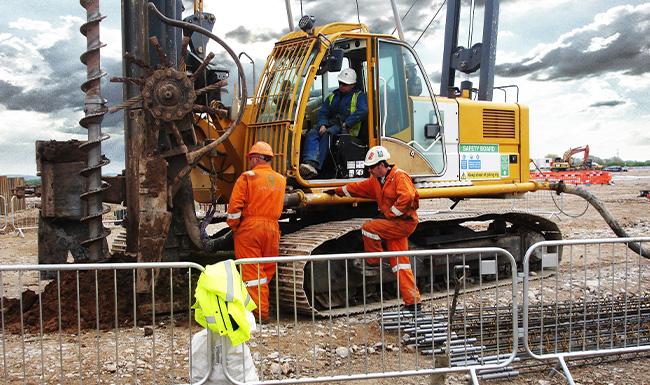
[1, 256, 193, 334]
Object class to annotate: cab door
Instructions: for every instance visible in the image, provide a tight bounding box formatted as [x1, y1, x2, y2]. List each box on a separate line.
[376, 39, 446, 176]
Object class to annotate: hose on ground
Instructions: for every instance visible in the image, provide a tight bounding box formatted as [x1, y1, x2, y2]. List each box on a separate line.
[550, 181, 649, 258]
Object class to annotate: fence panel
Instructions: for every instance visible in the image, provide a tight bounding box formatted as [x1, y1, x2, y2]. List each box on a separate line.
[228, 248, 519, 385]
[0, 177, 26, 214]
[0, 195, 7, 231]
[0, 262, 205, 385]
[522, 237, 650, 383]
[0, 247, 522, 384]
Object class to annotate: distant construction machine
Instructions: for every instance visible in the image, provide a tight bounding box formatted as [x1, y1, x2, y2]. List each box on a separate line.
[550, 145, 591, 171]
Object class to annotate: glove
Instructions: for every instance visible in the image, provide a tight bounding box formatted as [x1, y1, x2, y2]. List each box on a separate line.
[199, 205, 216, 243]
[323, 189, 336, 195]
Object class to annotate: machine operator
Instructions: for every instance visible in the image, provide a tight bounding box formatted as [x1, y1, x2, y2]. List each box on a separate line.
[300, 68, 368, 179]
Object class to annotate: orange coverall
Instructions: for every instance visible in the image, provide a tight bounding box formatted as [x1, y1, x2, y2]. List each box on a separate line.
[336, 167, 421, 305]
[227, 163, 286, 319]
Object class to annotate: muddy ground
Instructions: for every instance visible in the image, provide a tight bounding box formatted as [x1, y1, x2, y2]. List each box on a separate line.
[0, 169, 648, 384]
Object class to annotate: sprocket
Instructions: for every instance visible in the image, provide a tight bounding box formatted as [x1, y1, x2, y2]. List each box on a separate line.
[142, 67, 196, 121]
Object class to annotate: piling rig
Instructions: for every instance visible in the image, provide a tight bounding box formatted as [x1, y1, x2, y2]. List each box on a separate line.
[37, 0, 647, 315]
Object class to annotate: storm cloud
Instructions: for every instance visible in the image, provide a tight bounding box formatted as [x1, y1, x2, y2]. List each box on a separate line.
[0, 20, 123, 115]
[297, 0, 445, 40]
[589, 100, 626, 108]
[218, 0, 452, 45]
[225, 26, 288, 44]
[497, 4, 650, 80]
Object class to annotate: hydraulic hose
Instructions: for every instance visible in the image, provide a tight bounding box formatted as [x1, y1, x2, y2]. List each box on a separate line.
[550, 181, 649, 258]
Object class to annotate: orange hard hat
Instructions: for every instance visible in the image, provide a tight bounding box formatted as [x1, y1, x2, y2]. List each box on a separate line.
[248, 141, 274, 157]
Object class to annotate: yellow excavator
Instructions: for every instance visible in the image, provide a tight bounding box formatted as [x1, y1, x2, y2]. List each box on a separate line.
[155, 0, 559, 315]
[38, 0, 646, 315]
[550, 145, 591, 171]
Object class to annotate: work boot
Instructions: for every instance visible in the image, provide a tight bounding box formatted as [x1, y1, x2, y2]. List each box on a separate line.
[299, 162, 318, 179]
[403, 302, 422, 313]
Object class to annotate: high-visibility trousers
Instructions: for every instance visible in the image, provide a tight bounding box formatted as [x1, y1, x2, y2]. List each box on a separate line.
[361, 217, 421, 305]
[235, 219, 279, 320]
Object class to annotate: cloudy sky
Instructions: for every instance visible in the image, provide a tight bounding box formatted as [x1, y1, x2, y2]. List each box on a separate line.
[0, 0, 648, 175]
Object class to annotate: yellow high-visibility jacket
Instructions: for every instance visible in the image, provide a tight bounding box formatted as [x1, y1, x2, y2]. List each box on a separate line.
[193, 260, 257, 346]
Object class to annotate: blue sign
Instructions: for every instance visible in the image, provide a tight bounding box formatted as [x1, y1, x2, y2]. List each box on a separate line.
[468, 160, 481, 169]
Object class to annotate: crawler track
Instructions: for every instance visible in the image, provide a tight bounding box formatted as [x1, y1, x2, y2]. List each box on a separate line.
[275, 211, 562, 317]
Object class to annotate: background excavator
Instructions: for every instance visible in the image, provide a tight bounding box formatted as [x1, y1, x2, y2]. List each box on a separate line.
[550, 145, 591, 171]
[37, 0, 645, 316]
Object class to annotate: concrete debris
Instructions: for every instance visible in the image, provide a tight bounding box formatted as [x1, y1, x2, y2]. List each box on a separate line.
[404, 345, 416, 353]
[335, 346, 349, 358]
[269, 363, 282, 375]
[281, 362, 294, 375]
[102, 362, 117, 373]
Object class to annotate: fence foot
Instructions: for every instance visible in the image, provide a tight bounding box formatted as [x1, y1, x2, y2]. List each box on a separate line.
[468, 368, 479, 385]
[429, 355, 449, 384]
[14, 228, 24, 238]
[556, 356, 576, 385]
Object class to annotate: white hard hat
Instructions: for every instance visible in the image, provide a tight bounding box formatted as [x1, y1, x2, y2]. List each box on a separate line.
[364, 145, 390, 167]
[337, 68, 357, 85]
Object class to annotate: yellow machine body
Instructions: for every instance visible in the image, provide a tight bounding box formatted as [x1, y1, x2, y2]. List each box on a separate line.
[189, 23, 534, 207]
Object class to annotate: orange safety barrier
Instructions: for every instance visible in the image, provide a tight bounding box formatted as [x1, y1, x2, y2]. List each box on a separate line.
[530, 170, 612, 185]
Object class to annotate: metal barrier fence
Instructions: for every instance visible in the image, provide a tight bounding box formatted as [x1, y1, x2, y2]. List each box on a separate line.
[0, 249, 519, 385]
[0, 198, 124, 238]
[228, 248, 519, 385]
[0, 195, 7, 231]
[0, 195, 34, 236]
[5, 239, 648, 384]
[522, 237, 650, 384]
[0, 262, 205, 385]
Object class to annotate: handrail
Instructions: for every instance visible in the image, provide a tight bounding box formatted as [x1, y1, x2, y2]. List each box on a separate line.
[238, 51, 256, 98]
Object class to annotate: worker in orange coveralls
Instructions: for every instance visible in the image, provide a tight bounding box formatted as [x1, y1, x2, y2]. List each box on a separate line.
[328, 145, 421, 311]
[227, 141, 286, 320]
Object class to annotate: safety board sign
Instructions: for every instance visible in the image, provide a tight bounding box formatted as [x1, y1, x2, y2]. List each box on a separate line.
[459, 144, 507, 180]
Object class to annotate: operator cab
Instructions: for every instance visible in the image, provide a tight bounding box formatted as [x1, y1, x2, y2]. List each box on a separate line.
[302, 38, 370, 180]
[246, 23, 446, 187]
[299, 33, 446, 185]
